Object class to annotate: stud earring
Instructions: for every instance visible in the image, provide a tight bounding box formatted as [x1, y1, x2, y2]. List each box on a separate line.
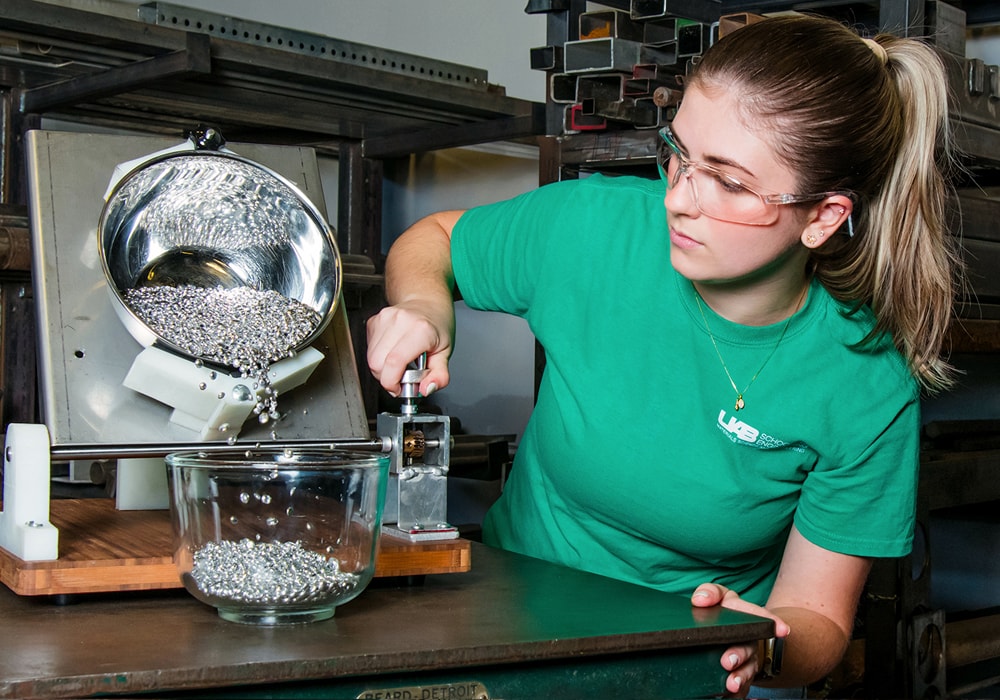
[806, 233, 817, 245]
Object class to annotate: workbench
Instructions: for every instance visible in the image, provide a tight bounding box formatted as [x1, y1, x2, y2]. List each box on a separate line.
[0, 541, 773, 699]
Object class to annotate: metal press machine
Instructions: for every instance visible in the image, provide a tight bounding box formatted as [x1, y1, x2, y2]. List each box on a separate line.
[0, 126, 456, 568]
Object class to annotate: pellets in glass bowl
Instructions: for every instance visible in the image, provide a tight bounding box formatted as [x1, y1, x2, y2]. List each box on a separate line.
[188, 539, 360, 605]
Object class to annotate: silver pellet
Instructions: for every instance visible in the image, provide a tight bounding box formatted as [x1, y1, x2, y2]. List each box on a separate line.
[189, 539, 360, 605]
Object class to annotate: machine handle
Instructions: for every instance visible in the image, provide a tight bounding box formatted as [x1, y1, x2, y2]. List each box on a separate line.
[399, 353, 430, 416]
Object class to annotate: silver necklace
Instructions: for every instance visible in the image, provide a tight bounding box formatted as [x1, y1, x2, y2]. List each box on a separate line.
[694, 285, 807, 411]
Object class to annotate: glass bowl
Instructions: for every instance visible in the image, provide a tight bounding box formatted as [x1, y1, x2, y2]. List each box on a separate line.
[166, 449, 388, 624]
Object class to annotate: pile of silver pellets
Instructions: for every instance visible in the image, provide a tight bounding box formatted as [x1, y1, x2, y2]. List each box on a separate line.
[124, 285, 320, 366]
[123, 284, 321, 423]
[189, 539, 359, 605]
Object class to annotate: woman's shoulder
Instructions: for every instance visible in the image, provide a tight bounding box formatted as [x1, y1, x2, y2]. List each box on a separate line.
[810, 288, 918, 397]
[522, 173, 663, 204]
[559, 172, 662, 196]
[460, 173, 666, 250]
[460, 173, 659, 225]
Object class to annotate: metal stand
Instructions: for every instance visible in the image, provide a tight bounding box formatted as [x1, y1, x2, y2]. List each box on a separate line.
[377, 355, 457, 541]
[378, 411, 457, 542]
[0, 424, 58, 561]
[123, 345, 325, 442]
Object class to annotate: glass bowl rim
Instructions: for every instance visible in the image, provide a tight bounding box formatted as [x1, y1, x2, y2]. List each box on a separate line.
[165, 449, 389, 470]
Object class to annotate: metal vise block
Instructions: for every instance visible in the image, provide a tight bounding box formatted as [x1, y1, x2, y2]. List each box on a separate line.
[377, 411, 457, 540]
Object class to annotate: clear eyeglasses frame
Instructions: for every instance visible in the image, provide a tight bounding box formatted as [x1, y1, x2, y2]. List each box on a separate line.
[657, 125, 853, 227]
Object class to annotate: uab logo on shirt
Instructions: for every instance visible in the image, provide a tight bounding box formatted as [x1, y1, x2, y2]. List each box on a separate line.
[717, 409, 791, 450]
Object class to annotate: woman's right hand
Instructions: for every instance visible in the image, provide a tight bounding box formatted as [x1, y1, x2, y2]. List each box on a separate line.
[367, 209, 463, 399]
[366, 301, 453, 398]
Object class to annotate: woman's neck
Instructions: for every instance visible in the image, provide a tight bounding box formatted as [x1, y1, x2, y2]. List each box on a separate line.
[693, 274, 812, 326]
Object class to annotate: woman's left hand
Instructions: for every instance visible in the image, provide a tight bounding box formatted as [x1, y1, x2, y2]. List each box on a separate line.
[691, 583, 791, 698]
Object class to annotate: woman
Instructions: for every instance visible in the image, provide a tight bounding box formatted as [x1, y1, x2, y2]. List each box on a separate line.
[366, 14, 960, 696]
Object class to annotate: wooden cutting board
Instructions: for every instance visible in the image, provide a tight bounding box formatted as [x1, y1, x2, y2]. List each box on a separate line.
[0, 499, 470, 596]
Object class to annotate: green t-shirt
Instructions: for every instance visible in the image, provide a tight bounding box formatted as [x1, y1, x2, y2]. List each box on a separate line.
[452, 173, 919, 605]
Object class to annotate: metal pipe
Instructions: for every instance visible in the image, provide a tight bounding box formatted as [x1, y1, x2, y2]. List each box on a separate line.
[564, 38, 643, 74]
[630, 0, 720, 24]
[576, 74, 625, 103]
[0, 207, 30, 271]
[550, 73, 578, 104]
[49, 437, 392, 462]
[579, 10, 645, 41]
[946, 613, 1000, 669]
[530, 45, 562, 72]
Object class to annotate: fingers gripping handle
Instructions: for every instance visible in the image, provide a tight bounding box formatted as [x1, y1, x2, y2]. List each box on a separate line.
[399, 353, 429, 416]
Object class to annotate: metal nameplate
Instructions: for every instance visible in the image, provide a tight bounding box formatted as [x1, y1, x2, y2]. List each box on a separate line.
[357, 681, 490, 700]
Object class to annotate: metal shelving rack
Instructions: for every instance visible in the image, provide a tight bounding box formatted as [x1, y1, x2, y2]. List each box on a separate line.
[526, 1, 1000, 697]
